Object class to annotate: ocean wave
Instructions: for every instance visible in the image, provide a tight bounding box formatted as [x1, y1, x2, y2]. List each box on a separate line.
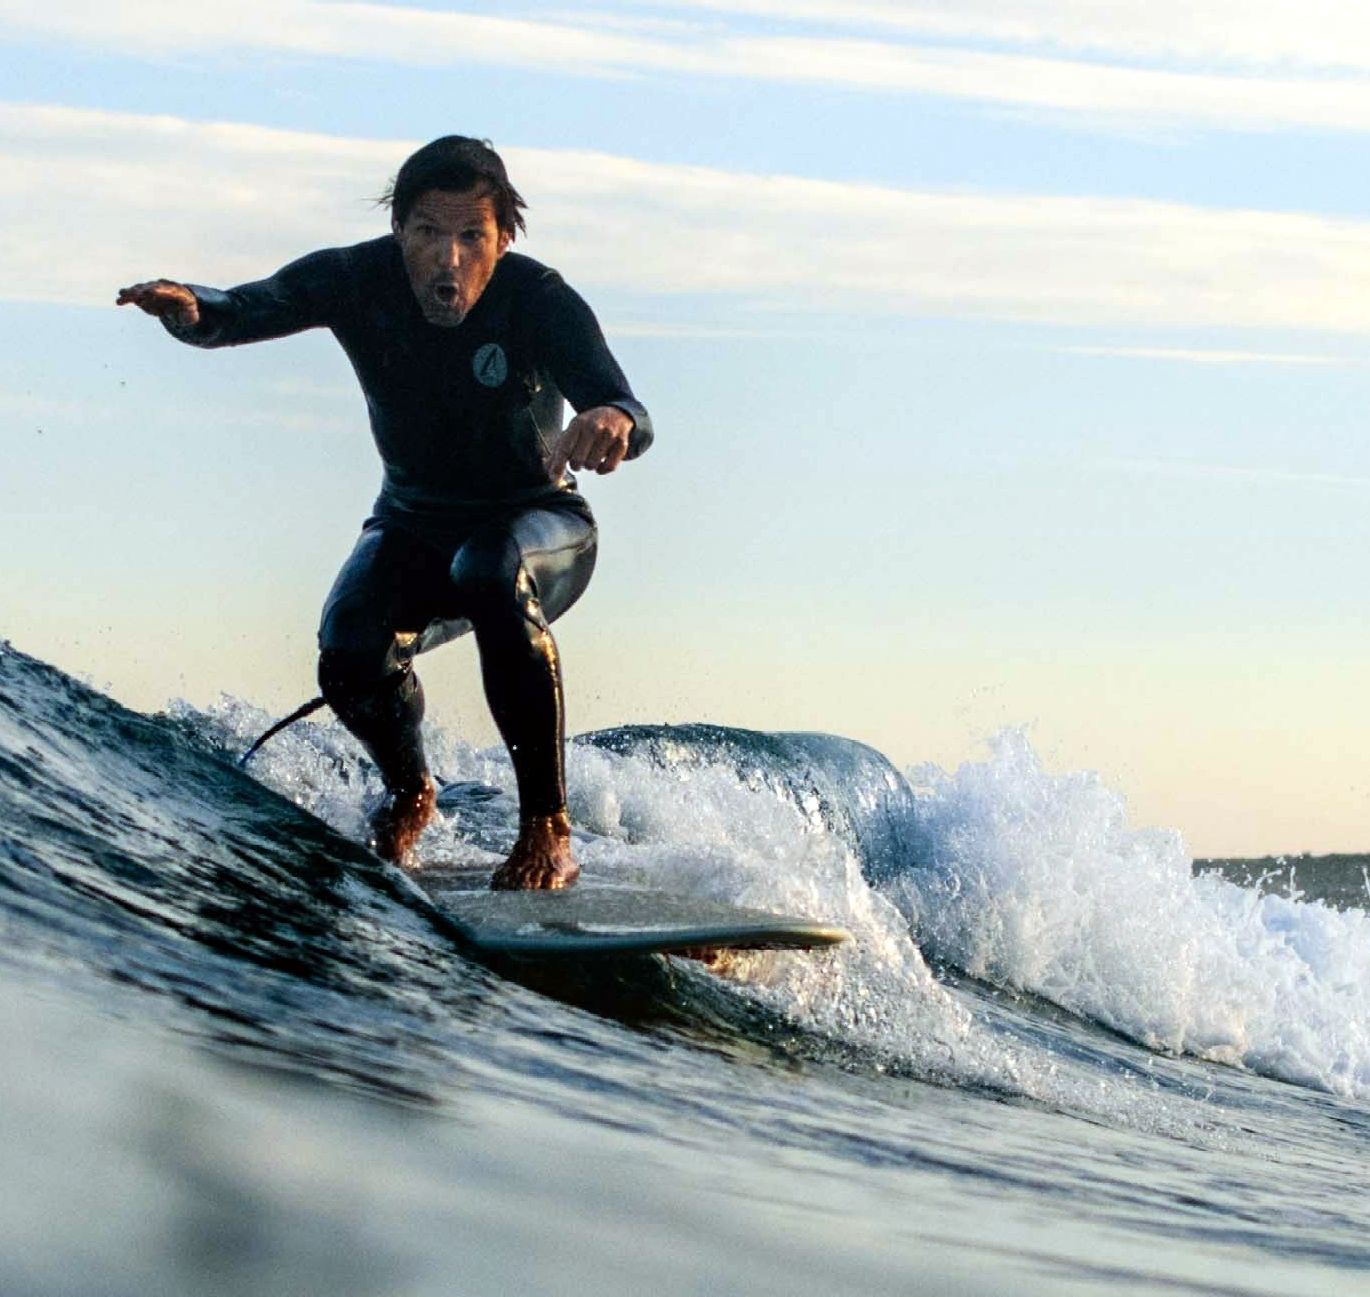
[5, 639, 1367, 1113]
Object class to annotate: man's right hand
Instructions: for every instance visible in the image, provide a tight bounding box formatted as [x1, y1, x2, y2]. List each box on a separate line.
[115, 280, 199, 328]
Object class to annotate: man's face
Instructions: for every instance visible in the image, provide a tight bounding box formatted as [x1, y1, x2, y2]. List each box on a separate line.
[393, 187, 511, 327]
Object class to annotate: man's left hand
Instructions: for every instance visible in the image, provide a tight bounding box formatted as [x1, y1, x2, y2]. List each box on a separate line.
[546, 405, 634, 479]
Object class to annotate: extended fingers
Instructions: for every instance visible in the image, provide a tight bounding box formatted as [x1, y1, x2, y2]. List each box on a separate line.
[114, 280, 196, 323]
[115, 281, 158, 307]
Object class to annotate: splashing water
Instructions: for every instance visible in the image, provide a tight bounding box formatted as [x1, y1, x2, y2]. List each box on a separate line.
[193, 691, 1370, 1103]
[890, 731, 1370, 1098]
[183, 701, 1298, 1134]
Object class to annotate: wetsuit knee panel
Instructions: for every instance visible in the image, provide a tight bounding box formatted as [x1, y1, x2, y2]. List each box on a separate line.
[448, 523, 597, 630]
[449, 533, 531, 621]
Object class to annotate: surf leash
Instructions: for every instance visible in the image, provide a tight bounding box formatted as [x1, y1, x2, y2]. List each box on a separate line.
[237, 660, 420, 767]
[237, 695, 328, 768]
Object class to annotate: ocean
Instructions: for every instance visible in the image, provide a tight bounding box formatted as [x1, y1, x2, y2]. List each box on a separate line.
[2, 639, 1368, 1296]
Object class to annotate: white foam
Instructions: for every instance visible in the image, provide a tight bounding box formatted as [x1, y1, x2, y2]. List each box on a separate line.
[185, 698, 1245, 1130]
[559, 742, 1218, 1136]
[894, 730, 1370, 1099]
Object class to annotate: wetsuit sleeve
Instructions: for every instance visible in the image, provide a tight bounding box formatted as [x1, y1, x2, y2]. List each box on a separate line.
[529, 272, 655, 458]
[161, 248, 349, 349]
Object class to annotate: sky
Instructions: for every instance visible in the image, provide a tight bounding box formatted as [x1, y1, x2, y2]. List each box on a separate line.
[3, 0, 1369, 857]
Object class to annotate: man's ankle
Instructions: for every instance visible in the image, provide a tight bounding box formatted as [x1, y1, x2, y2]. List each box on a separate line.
[518, 810, 570, 837]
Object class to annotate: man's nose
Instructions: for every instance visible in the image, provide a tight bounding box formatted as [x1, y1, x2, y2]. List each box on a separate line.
[436, 238, 462, 269]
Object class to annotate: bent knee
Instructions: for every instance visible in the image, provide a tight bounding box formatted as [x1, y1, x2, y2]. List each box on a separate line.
[450, 539, 543, 626]
[318, 645, 401, 706]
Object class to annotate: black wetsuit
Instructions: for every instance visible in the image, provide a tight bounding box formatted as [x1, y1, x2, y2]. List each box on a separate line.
[167, 236, 652, 813]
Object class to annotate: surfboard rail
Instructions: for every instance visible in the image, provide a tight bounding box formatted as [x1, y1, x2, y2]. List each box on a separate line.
[416, 876, 851, 958]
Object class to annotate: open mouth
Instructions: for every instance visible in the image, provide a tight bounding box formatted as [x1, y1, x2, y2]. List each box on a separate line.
[433, 284, 459, 307]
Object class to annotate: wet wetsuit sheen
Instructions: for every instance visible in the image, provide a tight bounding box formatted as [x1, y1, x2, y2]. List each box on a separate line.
[167, 236, 653, 811]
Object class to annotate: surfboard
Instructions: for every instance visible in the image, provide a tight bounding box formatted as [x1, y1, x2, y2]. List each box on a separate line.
[414, 870, 850, 958]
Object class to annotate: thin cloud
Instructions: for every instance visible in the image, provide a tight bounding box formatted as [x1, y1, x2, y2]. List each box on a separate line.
[650, 1, 1370, 73]
[6, 1, 1370, 135]
[7, 104, 1370, 335]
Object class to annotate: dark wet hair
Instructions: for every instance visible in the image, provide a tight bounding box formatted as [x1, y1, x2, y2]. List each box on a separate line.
[381, 136, 527, 238]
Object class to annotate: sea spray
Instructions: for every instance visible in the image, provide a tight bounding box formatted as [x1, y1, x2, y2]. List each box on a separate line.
[892, 730, 1370, 1098]
[554, 733, 1226, 1136]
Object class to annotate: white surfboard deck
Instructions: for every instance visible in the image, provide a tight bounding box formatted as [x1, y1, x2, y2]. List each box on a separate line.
[416, 871, 850, 958]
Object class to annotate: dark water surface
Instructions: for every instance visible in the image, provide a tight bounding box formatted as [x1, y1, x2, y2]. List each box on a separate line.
[1199, 854, 1370, 913]
[2, 641, 1368, 1296]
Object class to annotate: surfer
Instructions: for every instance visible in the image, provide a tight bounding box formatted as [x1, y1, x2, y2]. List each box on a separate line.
[116, 135, 652, 889]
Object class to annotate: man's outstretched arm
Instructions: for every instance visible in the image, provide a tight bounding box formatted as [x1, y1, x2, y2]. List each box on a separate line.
[115, 249, 345, 348]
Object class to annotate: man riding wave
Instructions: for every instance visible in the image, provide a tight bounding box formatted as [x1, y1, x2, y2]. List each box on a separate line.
[117, 136, 653, 889]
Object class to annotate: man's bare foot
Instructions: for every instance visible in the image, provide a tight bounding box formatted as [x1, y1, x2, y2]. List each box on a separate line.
[368, 776, 436, 867]
[675, 947, 738, 972]
[490, 812, 580, 890]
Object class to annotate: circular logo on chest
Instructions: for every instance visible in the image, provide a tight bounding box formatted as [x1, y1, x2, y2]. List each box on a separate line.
[472, 342, 508, 388]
